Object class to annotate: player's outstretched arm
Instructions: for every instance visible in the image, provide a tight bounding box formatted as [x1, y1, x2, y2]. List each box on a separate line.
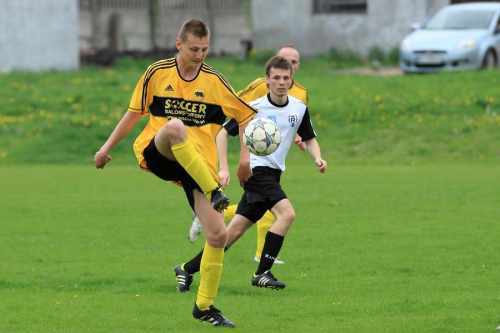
[236, 122, 252, 185]
[95, 111, 143, 169]
[216, 128, 230, 187]
[294, 134, 306, 151]
[304, 138, 327, 173]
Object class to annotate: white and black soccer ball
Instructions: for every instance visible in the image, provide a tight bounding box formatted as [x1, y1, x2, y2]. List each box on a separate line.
[243, 117, 281, 156]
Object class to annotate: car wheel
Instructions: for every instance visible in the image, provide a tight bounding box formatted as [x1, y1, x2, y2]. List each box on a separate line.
[481, 49, 497, 69]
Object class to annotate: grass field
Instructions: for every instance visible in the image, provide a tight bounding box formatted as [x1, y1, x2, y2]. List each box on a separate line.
[1, 153, 500, 332]
[1, 57, 500, 164]
[1, 57, 500, 331]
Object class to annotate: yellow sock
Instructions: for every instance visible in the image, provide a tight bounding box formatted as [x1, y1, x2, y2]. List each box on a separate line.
[196, 242, 224, 310]
[224, 204, 237, 223]
[171, 140, 218, 193]
[255, 211, 275, 258]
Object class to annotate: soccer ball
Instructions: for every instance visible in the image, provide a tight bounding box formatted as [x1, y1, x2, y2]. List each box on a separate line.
[243, 117, 281, 156]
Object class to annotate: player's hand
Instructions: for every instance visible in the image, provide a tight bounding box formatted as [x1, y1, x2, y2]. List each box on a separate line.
[315, 158, 327, 173]
[237, 160, 251, 186]
[218, 168, 230, 188]
[294, 135, 306, 151]
[95, 150, 112, 169]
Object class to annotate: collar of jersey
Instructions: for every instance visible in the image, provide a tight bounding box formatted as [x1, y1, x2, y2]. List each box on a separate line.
[267, 93, 289, 108]
[175, 57, 202, 82]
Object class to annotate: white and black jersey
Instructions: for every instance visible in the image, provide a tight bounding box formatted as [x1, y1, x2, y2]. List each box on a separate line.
[223, 94, 317, 222]
[232, 94, 316, 222]
[248, 94, 316, 172]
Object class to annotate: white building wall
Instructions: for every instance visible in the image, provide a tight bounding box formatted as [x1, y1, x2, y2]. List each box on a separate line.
[0, 0, 79, 72]
[252, 0, 449, 56]
[79, 5, 251, 55]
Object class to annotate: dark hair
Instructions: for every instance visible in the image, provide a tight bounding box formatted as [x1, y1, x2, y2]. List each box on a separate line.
[265, 56, 293, 76]
[178, 19, 209, 41]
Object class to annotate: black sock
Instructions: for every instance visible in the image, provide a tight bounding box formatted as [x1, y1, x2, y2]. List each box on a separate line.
[183, 246, 230, 275]
[183, 249, 204, 274]
[256, 231, 284, 275]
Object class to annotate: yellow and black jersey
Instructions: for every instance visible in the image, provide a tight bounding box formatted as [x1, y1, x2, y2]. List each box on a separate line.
[128, 57, 256, 177]
[237, 77, 308, 104]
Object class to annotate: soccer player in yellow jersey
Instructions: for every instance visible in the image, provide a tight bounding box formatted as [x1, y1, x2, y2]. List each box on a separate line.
[188, 46, 308, 264]
[94, 19, 255, 328]
[239, 46, 308, 107]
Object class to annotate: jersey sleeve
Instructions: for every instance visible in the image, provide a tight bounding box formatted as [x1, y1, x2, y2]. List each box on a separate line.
[237, 78, 268, 103]
[216, 79, 256, 126]
[127, 73, 148, 114]
[297, 108, 316, 141]
[290, 81, 309, 105]
[223, 118, 239, 137]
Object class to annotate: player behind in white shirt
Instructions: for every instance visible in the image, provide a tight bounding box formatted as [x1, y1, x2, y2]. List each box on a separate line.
[175, 56, 327, 290]
[189, 46, 311, 267]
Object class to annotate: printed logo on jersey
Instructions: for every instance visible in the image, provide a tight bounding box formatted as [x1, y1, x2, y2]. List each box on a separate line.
[194, 90, 204, 98]
[149, 96, 225, 127]
[165, 84, 174, 92]
[288, 114, 298, 128]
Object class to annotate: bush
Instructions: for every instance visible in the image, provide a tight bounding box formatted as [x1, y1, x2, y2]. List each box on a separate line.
[386, 47, 400, 64]
[368, 46, 386, 63]
[325, 48, 363, 68]
[367, 46, 400, 65]
[248, 49, 275, 65]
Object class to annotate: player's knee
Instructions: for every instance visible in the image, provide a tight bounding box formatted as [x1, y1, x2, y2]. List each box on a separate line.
[205, 227, 228, 248]
[282, 209, 295, 225]
[157, 118, 186, 144]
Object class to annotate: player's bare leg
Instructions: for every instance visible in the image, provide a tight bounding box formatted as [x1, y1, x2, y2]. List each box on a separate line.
[225, 214, 254, 246]
[156, 119, 229, 212]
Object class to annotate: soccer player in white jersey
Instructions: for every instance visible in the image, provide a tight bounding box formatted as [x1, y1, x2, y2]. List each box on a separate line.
[188, 46, 309, 267]
[175, 56, 327, 290]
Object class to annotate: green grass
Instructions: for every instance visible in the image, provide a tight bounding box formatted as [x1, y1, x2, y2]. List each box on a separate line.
[1, 57, 500, 164]
[1, 156, 500, 332]
[1, 57, 500, 331]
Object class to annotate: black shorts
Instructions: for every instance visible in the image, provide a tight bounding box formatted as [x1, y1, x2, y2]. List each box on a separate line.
[236, 166, 287, 223]
[142, 138, 201, 210]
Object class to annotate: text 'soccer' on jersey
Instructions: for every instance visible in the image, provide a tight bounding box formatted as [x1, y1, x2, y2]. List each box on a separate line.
[149, 96, 226, 127]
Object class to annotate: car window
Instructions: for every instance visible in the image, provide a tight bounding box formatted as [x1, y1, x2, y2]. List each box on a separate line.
[495, 16, 500, 32]
[425, 9, 495, 30]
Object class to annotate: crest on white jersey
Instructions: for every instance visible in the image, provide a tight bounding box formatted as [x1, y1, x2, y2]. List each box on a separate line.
[288, 114, 298, 127]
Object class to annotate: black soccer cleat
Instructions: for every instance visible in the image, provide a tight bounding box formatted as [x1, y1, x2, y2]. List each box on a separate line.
[174, 265, 193, 293]
[208, 187, 229, 212]
[192, 304, 236, 328]
[251, 270, 286, 290]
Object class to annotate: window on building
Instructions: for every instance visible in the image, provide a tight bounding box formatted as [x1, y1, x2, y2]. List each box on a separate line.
[312, 0, 367, 14]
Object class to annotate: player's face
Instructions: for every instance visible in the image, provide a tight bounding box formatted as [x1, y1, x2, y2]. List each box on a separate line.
[266, 67, 292, 98]
[277, 47, 300, 73]
[176, 33, 209, 66]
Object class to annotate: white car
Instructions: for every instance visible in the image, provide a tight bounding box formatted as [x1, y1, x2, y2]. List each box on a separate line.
[400, 2, 500, 73]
